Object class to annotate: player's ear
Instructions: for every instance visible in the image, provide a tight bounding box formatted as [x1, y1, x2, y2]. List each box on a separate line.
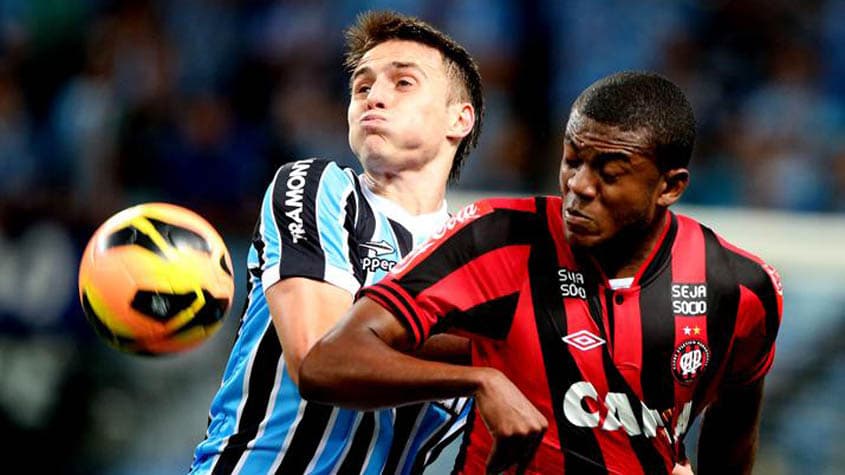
[657, 168, 689, 207]
[446, 102, 474, 141]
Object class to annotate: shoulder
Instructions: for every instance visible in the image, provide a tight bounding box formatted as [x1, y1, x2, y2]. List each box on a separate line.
[270, 158, 355, 189]
[388, 196, 545, 278]
[677, 214, 783, 297]
[436, 196, 547, 237]
[264, 158, 358, 208]
[478, 195, 550, 213]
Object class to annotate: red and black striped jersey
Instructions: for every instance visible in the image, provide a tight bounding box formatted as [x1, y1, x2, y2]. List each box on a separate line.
[360, 196, 783, 475]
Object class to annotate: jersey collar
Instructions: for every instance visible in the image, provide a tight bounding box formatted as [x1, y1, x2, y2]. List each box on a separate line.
[357, 174, 449, 237]
[574, 211, 678, 290]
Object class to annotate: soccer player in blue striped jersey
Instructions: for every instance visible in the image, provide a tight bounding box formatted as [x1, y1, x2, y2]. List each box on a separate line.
[190, 11, 484, 475]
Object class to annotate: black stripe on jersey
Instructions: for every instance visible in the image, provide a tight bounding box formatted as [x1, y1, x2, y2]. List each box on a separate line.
[350, 173, 376, 286]
[212, 322, 282, 474]
[639, 214, 678, 286]
[229, 276, 255, 349]
[724, 242, 780, 340]
[639, 260, 676, 410]
[271, 159, 331, 279]
[584, 275, 668, 472]
[431, 292, 520, 340]
[397, 209, 537, 297]
[249, 220, 264, 280]
[692, 226, 741, 410]
[383, 405, 425, 474]
[529, 198, 607, 473]
[379, 285, 426, 340]
[336, 412, 376, 475]
[274, 403, 335, 474]
[344, 191, 366, 286]
[600, 352, 668, 473]
[388, 218, 414, 256]
[446, 402, 476, 475]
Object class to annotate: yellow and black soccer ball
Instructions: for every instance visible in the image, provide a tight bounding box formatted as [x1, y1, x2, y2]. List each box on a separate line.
[78, 203, 234, 355]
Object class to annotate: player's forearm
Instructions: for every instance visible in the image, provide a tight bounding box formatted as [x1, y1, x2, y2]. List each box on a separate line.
[299, 327, 488, 410]
[697, 380, 764, 474]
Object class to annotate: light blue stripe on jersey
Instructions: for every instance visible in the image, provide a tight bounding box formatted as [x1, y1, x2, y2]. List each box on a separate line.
[258, 170, 281, 278]
[365, 411, 393, 475]
[403, 403, 459, 474]
[309, 407, 358, 472]
[314, 164, 356, 281]
[194, 285, 268, 459]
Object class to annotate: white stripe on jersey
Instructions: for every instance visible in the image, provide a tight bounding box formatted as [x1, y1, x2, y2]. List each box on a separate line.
[304, 407, 340, 474]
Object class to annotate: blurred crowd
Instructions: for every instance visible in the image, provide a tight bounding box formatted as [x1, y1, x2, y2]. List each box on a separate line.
[1, 0, 845, 234]
[1, 1, 844, 473]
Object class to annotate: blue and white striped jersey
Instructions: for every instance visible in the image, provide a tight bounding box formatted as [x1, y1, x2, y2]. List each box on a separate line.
[191, 159, 470, 475]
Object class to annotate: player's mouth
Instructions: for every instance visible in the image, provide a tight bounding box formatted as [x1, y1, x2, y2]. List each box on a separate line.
[564, 208, 595, 233]
[360, 113, 387, 124]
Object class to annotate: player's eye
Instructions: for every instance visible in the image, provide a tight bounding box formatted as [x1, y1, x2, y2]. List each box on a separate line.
[563, 157, 582, 170]
[600, 171, 620, 184]
[397, 78, 415, 88]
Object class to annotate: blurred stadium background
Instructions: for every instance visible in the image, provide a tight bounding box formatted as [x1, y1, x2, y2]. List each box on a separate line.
[0, 0, 842, 473]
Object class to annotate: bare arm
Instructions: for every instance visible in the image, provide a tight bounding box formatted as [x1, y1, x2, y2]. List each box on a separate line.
[414, 333, 472, 365]
[300, 296, 547, 473]
[697, 378, 765, 475]
[299, 297, 487, 408]
[267, 277, 471, 387]
[266, 277, 353, 386]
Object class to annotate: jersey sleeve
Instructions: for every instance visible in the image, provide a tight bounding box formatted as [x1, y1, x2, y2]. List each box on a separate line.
[255, 158, 362, 296]
[724, 261, 784, 386]
[359, 199, 535, 347]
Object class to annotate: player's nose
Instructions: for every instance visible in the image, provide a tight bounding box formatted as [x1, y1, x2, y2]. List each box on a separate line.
[365, 78, 390, 109]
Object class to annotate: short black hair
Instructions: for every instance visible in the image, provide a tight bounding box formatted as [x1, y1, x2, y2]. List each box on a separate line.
[344, 10, 484, 182]
[572, 71, 696, 170]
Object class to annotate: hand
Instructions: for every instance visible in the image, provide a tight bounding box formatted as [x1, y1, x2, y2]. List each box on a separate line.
[672, 461, 694, 475]
[475, 368, 547, 474]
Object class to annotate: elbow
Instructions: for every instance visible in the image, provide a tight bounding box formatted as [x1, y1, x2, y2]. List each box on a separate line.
[282, 350, 308, 388]
[297, 346, 332, 403]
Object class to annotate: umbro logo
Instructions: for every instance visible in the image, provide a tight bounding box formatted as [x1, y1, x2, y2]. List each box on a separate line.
[359, 240, 394, 256]
[562, 330, 605, 351]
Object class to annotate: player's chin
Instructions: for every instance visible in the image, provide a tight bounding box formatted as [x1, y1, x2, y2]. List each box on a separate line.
[565, 229, 605, 249]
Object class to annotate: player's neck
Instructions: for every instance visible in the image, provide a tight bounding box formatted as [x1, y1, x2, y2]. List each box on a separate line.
[362, 162, 449, 216]
[592, 210, 669, 280]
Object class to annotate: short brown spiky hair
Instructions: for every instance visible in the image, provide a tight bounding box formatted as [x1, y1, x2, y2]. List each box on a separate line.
[344, 10, 484, 182]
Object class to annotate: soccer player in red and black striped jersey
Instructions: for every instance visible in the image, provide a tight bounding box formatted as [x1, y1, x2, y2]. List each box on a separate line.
[300, 71, 783, 475]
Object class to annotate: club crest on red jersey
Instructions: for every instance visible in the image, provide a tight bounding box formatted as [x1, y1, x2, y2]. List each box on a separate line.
[672, 340, 711, 384]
